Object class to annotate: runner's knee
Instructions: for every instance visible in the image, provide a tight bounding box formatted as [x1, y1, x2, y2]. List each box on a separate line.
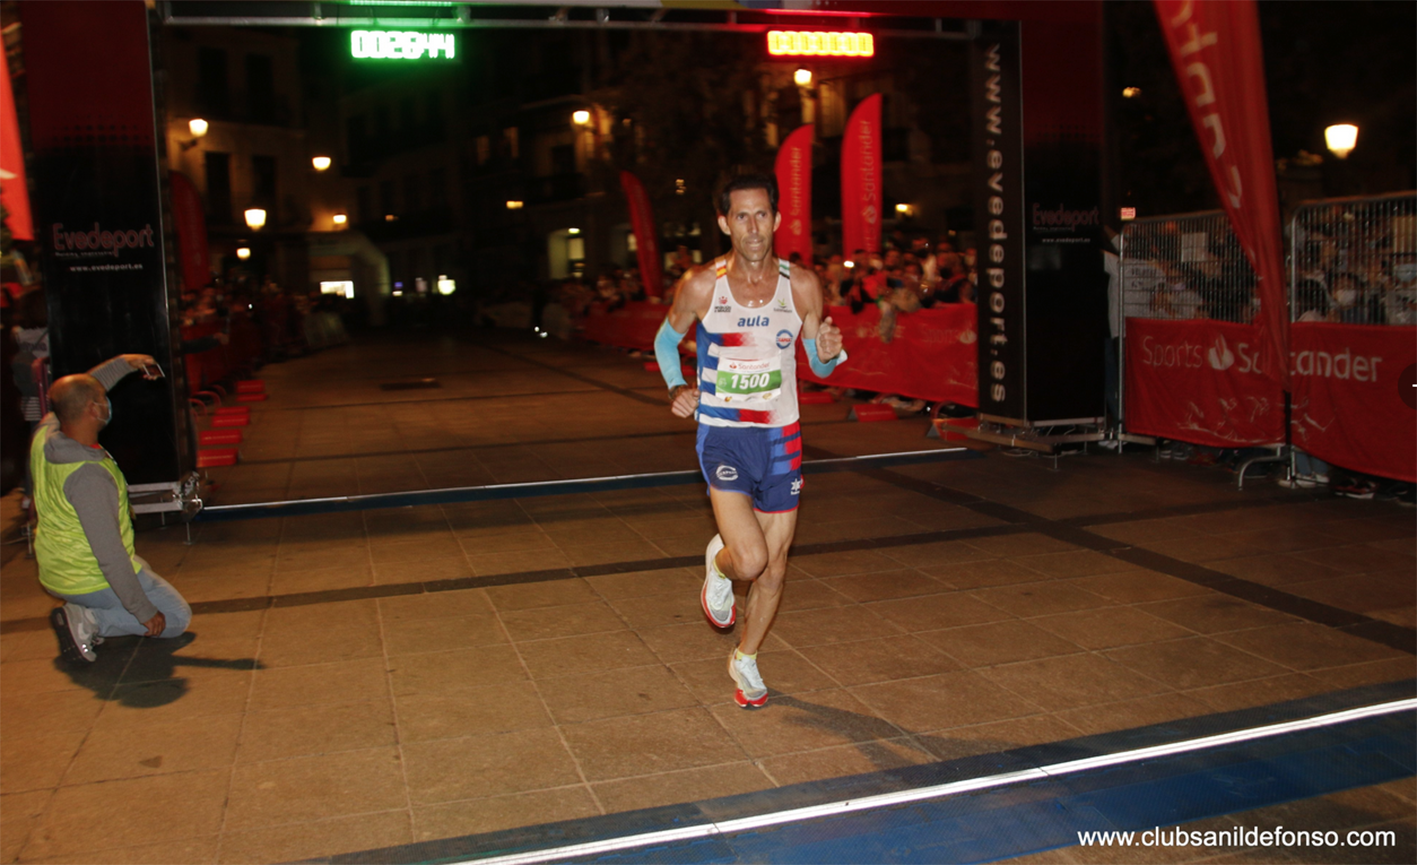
[729, 545, 769, 581]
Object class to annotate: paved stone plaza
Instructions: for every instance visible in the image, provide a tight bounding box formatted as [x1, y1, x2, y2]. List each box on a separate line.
[1, 333, 1412, 864]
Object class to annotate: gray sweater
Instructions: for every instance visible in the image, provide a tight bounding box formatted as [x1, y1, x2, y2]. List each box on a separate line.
[34, 357, 158, 623]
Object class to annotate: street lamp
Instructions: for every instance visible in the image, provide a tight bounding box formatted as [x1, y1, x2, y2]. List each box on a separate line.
[244, 208, 267, 230]
[794, 68, 813, 87]
[332, 212, 347, 226]
[1325, 124, 1359, 160]
[236, 247, 251, 260]
[572, 109, 591, 126]
[312, 155, 332, 171]
[188, 118, 208, 138]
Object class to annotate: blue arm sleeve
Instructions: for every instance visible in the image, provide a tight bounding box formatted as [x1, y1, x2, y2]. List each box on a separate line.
[802, 337, 845, 377]
[654, 318, 689, 391]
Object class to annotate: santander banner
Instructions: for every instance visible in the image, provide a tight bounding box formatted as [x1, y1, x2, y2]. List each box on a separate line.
[619, 171, 663, 298]
[841, 94, 882, 258]
[169, 171, 209, 292]
[774, 125, 813, 267]
[1290, 323, 1415, 482]
[1124, 318, 1284, 447]
[1155, 0, 1290, 391]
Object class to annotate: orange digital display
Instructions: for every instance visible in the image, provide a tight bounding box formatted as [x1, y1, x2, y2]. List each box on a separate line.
[767, 30, 875, 58]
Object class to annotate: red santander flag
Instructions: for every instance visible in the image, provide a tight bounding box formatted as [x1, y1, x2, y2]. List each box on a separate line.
[0, 47, 33, 240]
[169, 171, 210, 292]
[1155, 0, 1289, 390]
[774, 124, 813, 266]
[841, 94, 882, 259]
[620, 171, 663, 299]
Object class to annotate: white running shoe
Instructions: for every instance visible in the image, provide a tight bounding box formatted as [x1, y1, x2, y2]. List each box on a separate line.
[728, 650, 768, 708]
[51, 604, 98, 663]
[701, 534, 735, 627]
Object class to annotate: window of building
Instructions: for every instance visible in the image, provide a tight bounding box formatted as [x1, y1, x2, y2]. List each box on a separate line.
[426, 90, 445, 137]
[429, 168, 447, 209]
[196, 47, 229, 116]
[400, 97, 416, 135]
[246, 54, 276, 124]
[251, 155, 277, 213]
[346, 115, 367, 164]
[375, 105, 391, 142]
[475, 135, 490, 166]
[404, 173, 422, 214]
[204, 151, 232, 224]
[502, 127, 519, 159]
[356, 185, 371, 224]
[380, 179, 395, 216]
[551, 144, 574, 176]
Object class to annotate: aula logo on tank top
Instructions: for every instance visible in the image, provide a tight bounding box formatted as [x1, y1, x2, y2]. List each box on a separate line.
[737, 315, 770, 327]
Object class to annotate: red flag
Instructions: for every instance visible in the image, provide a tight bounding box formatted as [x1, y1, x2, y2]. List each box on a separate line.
[1155, 0, 1289, 390]
[841, 94, 882, 259]
[169, 171, 210, 292]
[0, 47, 33, 240]
[619, 171, 663, 299]
[774, 125, 813, 267]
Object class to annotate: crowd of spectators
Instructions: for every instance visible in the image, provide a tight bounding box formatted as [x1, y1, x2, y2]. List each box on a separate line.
[1119, 210, 1416, 505]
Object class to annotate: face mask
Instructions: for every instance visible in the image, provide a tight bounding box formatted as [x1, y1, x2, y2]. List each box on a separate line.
[98, 398, 113, 427]
[1334, 289, 1357, 306]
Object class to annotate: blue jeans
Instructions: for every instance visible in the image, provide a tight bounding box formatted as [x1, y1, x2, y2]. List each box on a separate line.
[52, 568, 191, 639]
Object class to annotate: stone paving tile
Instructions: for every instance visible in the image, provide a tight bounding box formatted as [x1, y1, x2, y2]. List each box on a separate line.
[3, 334, 1413, 864]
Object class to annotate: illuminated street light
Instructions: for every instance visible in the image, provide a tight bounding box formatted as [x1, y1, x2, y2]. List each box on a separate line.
[244, 208, 267, 230]
[332, 213, 348, 226]
[236, 247, 251, 260]
[1122, 87, 1142, 99]
[794, 68, 813, 87]
[506, 200, 524, 210]
[312, 155, 332, 171]
[1325, 123, 1358, 159]
[895, 203, 914, 217]
[568, 227, 580, 235]
[572, 110, 591, 126]
[188, 118, 209, 138]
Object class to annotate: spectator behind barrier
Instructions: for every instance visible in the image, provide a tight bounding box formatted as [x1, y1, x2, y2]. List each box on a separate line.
[33, 355, 193, 665]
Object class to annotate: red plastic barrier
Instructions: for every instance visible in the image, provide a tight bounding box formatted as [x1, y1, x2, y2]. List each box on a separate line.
[1124, 319, 1284, 448]
[236, 392, 269, 402]
[582, 301, 694, 352]
[198, 429, 244, 446]
[196, 448, 239, 468]
[796, 304, 978, 407]
[1290, 323, 1415, 482]
[211, 414, 249, 428]
[849, 403, 898, 422]
[213, 406, 249, 417]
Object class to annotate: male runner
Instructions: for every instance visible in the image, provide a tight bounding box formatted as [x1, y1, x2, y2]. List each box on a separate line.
[654, 174, 845, 708]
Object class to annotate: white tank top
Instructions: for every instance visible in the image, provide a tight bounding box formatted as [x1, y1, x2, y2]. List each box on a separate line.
[695, 257, 801, 428]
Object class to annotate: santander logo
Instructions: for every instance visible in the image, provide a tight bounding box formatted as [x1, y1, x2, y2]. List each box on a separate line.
[1207, 335, 1235, 372]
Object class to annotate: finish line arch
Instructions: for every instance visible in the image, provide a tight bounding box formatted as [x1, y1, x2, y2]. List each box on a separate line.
[18, 0, 1107, 510]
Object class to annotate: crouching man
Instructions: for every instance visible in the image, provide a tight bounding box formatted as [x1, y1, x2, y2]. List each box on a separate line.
[32, 354, 191, 663]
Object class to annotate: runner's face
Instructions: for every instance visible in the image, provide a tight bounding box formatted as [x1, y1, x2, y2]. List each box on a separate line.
[718, 189, 781, 264]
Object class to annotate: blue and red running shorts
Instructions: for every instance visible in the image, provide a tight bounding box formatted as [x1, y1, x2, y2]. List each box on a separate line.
[695, 421, 803, 513]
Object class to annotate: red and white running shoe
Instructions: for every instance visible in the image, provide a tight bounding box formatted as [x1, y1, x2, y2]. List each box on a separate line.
[728, 650, 768, 708]
[701, 534, 735, 627]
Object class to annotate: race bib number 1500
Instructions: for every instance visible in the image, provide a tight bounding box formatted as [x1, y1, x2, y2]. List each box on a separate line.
[716, 356, 782, 402]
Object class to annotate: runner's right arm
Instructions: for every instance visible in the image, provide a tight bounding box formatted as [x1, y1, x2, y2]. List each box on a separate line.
[657, 265, 714, 418]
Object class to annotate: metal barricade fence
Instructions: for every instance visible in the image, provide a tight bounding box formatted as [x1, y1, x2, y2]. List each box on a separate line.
[1289, 192, 1417, 326]
[1116, 211, 1259, 436]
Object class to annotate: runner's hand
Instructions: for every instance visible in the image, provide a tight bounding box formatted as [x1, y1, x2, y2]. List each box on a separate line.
[670, 385, 700, 418]
[816, 316, 844, 361]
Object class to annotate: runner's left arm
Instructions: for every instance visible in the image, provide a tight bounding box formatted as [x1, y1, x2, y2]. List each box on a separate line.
[792, 265, 845, 375]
